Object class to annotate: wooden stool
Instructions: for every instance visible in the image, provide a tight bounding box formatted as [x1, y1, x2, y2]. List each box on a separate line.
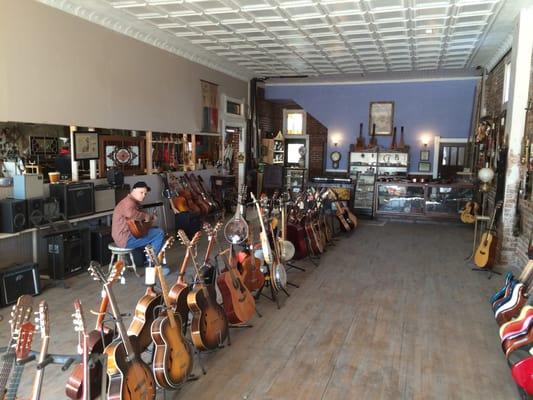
[108, 243, 139, 277]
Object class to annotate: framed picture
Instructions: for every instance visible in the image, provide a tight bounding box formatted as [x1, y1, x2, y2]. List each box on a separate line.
[369, 101, 394, 136]
[418, 161, 431, 172]
[420, 150, 430, 161]
[73, 131, 99, 160]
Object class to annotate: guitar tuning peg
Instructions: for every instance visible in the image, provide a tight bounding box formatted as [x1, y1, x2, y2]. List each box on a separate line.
[120, 276, 126, 285]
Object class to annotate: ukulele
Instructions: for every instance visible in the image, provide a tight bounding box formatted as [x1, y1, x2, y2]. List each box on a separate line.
[30, 301, 50, 400]
[355, 123, 365, 150]
[217, 245, 256, 325]
[180, 230, 229, 351]
[168, 231, 203, 334]
[146, 242, 194, 389]
[0, 295, 33, 399]
[460, 200, 479, 224]
[5, 321, 35, 400]
[71, 300, 91, 400]
[251, 192, 273, 266]
[90, 262, 157, 400]
[474, 201, 503, 268]
[66, 261, 123, 400]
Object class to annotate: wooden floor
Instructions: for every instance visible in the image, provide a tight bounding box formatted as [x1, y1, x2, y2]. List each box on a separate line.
[0, 220, 520, 399]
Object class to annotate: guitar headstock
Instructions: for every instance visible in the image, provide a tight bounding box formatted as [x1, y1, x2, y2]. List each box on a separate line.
[239, 184, 247, 204]
[36, 300, 50, 339]
[72, 299, 87, 337]
[145, 245, 159, 267]
[15, 321, 35, 360]
[158, 236, 175, 262]
[9, 295, 33, 337]
[214, 221, 223, 233]
[202, 222, 213, 237]
[88, 261, 107, 285]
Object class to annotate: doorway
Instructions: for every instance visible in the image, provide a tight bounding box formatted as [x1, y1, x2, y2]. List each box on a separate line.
[438, 142, 466, 179]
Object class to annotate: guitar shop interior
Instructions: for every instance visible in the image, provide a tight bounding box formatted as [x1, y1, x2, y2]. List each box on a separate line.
[1, 1, 533, 399]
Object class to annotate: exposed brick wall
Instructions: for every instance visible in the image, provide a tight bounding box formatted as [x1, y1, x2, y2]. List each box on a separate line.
[256, 87, 327, 178]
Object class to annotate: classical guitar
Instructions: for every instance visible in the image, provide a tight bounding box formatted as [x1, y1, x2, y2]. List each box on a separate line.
[355, 123, 365, 150]
[90, 262, 157, 400]
[474, 201, 503, 268]
[30, 301, 50, 400]
[460, 200, 479, 224]
[5, 321, 35, 400]
[180, 230, 229, 351]
[146, 243, 194, 389]
[66, 261, 123, 400]
[217, 245, 256, 325]
[71, 300, 91, 400]
[251, 192, 273, 266]
[168, 231, 203, 334]
[0, 295, 33, 399]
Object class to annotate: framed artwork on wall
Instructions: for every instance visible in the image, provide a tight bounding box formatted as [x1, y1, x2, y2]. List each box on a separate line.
[420, 150, 430, 161]
[73, 131, 99, 160]
[369, 101, 394, 136]
[418, 161, 431, 172]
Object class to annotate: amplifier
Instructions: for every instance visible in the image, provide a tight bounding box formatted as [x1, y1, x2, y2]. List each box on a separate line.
[94, 185, 116, 213]
[27, 198, 45, 227]
[47, 227, 91, 280]
[0, 198, 27, 233]
[13, 174, 44, 199]
[49, 182, 95, 219]
[0, 263, 41, 307]
[91, 226, 112, 265]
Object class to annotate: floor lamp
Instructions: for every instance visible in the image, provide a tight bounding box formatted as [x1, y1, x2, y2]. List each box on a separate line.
[478, 166, 495, 216]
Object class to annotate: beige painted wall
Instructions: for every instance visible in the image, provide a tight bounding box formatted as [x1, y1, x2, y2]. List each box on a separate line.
[0, 0, 248, 132]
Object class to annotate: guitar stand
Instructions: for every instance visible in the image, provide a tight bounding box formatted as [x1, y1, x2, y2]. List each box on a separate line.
[471, 267, 502, 280]
[285, 261, 306, 273]
[257, 274, 281, 309]
[16, 354, 36, 366]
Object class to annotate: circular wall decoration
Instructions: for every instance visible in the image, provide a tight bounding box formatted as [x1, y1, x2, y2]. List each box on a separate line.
[114, 147, 132, 164]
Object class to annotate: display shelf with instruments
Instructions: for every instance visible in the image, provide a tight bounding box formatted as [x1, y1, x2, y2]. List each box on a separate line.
[284, 167, 307, 193]
[375, 182, 475, 220]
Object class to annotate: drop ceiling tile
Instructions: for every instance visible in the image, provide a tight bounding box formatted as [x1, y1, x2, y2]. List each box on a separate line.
[413, 5, 449, 19]
[329, 13, 366, 25]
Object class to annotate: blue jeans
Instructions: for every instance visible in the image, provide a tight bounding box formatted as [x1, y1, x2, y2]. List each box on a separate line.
[126, 227, 165, 266]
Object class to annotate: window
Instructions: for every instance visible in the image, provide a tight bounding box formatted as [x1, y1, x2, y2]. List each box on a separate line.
[503, 62, 511, 104]
[283, 109, 306, 135]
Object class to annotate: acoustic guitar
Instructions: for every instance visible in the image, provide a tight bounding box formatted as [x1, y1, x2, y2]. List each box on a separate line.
[0, 295, 33, 399]
[355, 123, 365, 150]
[5, 321, 35, 400]
[66, 262, 122, 400]
[238, 223, 265, 292]
[90, 262, 156, 400]
[127, 219, 152, 239]
[251, 192, 273, 266]
[180, 230, 229, 351]
[460, 200, 479, 224]
[30, 301, 50, 400]
[146, 242, 194, 389]
[474, 201, 502, 268]
[70, 300, 91, 400]
[127, 285, 163, 353]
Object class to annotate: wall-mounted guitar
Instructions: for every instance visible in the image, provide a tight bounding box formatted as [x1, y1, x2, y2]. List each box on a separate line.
[474, 201, 503, 268]
[89, 261, 156, 400]
[146, 241, 194, 389]
[460, 200, 479, 224]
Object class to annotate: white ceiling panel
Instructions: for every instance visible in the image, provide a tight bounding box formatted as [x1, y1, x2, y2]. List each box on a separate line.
[40, 0, 532, 80]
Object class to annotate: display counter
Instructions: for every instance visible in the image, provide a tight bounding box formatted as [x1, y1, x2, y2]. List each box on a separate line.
[375, 182, 475, 219]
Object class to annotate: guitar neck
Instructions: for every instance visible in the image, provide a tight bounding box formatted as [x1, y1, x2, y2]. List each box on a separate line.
[178, 248, 191, 281]
[204, 235, 216, 265]
[82, 335, 90, 400]
[0, 347, 15, 395]
[156, 265, 178, 329]
[103, 284, 136, 357]
[5, 363, 25, 400]
[30, 337, 49, 400]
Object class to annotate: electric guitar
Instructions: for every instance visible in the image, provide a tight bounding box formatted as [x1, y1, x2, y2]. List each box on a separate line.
[474, 201, 503, 268]
[90, 262, 156, 400]
[0, 295, 33, 399]
[181, 230, 229, 350]
[5, 321, 35, 400]
[71, 300, 91, 400]
[146, 242, 194, 389]
[30, 301, 50, 400]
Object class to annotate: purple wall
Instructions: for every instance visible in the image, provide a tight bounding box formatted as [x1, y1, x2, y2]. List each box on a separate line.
[265, 79, 478, 172]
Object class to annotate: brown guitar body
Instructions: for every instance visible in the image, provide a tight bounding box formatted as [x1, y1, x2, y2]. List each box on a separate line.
[150, 311, 193, 389]
[217, 267, 256, 324]
[238, 251, 265, 292]
[168, 282, 190, 334]
[127, 289, 162, 352]
[305, 221, 323, 254]
[187, 285, 229, 350]
[105, 338, 156, 400]
[127, 220, 152, 239]
[65, 329, 114, 399]
[171, 195, 189, 213]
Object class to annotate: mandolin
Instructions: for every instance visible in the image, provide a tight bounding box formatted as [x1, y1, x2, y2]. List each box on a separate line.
[460, 200, 479, 224]
[0, 295, 33, 399]
[90, 262, 157, 400]
[5, 321, 35, 400]
[251, 192, 273, 266]
[146, 242, 194, 389]
[355, 123, 365, 150]
[30, 301, 50, 400]
[66, 262, 122, 400]
[217, 245, 256, 325]
[474, 201, 502, 268]
[180, 230, 229, 351]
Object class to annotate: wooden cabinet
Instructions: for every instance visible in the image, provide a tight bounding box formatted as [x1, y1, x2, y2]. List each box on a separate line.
[261, 136, 284, 165]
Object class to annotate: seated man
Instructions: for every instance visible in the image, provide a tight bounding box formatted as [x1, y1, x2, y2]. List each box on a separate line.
[112, 181, 170, 275]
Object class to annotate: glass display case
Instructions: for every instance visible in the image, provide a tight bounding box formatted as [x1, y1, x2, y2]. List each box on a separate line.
[349, 151, 377, 216]
[375, 182, 475, 219]
[285, 167, 307, 193]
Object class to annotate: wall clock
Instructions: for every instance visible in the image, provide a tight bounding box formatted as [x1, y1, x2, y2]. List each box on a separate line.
[330, 151, 342, 169]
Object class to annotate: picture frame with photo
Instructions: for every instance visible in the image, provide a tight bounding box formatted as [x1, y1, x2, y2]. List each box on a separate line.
[73, 131, 99, 160]
[418, 161, 431, 172]
[369, 101, 394, 136]
[420, 150, 430, 161]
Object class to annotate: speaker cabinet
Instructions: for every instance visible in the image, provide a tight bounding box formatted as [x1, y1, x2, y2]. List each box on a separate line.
[0, 263, 41, 307]
[46, 227, 91, 280]
[0, 198, 27, 233]
[91, 226, 113, 265]
[26, 198, 45, 227]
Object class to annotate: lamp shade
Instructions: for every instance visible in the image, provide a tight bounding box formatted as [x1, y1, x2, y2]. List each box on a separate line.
[478, 167, 495, 183]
